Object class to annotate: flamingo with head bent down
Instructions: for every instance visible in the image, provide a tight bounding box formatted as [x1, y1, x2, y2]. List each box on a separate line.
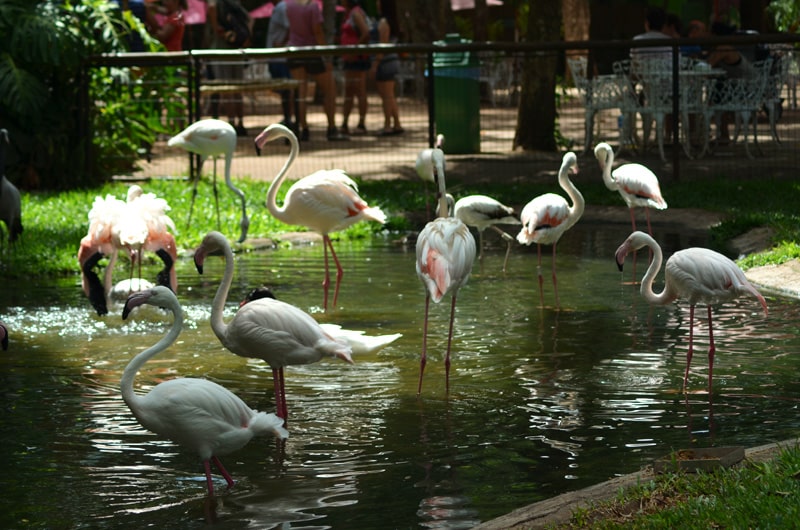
[253, 123, 386, 311]
[615, 231, 768, 393]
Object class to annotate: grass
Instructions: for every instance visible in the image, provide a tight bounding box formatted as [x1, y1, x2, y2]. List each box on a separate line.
[550, 446, 800, 529]
[2, 170, 799, 279]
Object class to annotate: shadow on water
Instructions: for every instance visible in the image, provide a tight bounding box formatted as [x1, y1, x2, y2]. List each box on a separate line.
[2, 224, 800, 528]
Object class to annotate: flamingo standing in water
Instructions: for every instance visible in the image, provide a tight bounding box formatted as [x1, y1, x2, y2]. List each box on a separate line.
[168, 119, 250, 243]
[594, 142, 667, 235]
[120, 286, 288, 496]
[454, 194, 520, 272]
[415, 134, 445, 220]
[615, 231, 768, 393]
[415, 148, 476, 395]
[240, 287, 403, 356]
[253, 123, 386, 311]
[78, 185, 177, 315]
[193, 231, 354, 422]
[516, 152, 584, 308]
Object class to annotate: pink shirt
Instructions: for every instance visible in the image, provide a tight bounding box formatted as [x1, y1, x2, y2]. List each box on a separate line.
[286, 0, 322, 47]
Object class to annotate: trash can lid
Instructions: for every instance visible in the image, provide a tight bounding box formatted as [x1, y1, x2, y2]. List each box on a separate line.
[433, 33, 478, 67]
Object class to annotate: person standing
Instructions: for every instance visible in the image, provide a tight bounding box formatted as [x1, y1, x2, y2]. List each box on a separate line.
[286, 0, 348, 141]
[339, 0, 371, 135]
[371, 0, 402, 136]
[266, 0, 297, 131]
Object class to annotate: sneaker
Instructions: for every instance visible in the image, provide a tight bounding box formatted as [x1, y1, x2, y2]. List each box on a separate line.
[327, 127, 349, 141]
[234, 124, 248, 136]
[354, 124, 367, 135]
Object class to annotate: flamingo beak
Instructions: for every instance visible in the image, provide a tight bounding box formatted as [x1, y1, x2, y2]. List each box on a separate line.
[122, 289, 153, 320]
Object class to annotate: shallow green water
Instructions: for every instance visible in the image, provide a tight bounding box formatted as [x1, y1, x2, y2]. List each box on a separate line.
[2, 226, 799, 529]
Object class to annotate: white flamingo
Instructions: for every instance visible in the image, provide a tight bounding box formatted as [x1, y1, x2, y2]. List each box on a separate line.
[415, 148, 476, 395]
[454, 194, 520, 272]
[615, 231, 768, 393]
[168, 119, 250, 243]
[120, 286, 288, 496]
[594, 142, 667, 235]
[193, 231, 354, 422]
[240, 287, 403, 355]
[516, 152, 584, 308]
[415, 133, 445, 219]
[253, 123, 386, 312]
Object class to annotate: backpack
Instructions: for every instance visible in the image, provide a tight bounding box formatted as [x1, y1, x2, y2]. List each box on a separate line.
[218, 0, 252, 48]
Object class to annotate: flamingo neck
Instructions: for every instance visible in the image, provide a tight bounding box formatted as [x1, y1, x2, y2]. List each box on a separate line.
[560, 167, 585, 227]
[435, 172, 448, 218]
[121, 295, 183, 408]
[639, 237, 672, 305]
[223, 152, 245, 202]
[209, 236, 235, 344]
[599, 150, 618, 191]
[266, 131, 298, 223]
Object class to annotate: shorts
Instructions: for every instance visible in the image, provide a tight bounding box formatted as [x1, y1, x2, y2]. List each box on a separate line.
[287, 56, 327, 75]
[269, 62, 290, 79]
[375, 57, 399, 82]
[343, 58, 372, 71]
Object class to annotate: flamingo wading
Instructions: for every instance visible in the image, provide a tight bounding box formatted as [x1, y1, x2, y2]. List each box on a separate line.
[615, 231, 768, 393]
[454, 194, 520, 273]
[168, 119, 250, 243]
[415, 148, 476, 395]
[193, 231, 354, 422]
[253, 123, 386, 311]
[516, 152, 584, 308]
[120, 286, 288, 496]
[415, 133, 445, 220]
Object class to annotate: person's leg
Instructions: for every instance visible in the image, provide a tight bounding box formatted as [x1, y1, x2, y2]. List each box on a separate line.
[376, 80, 393, 131]
[356, 70, 368, 131]
[342, 69, 357, 132]
[289, 64, 309, 138]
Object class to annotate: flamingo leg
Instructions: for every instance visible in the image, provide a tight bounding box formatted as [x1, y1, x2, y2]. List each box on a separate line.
[272, 367, 288, 422]
[645, 208, 654, 263]
[551, 243, 560, 308]
[684, 305, 696, 392]
[212, 456, 235, 489]
[324, 235, 344, 310]
[445, 294, 457, 394]
[630, 210, 639, 281]
[321, 236, 331, 311]
[706, 305, 715, 394]
[212, 158, 221, 231]
[418, 294, 431, 395]
[536, 244, 544, 307]
[203, 459, 216, 496]
[491, 226, 514, 273]
[187, 158, 204, 229]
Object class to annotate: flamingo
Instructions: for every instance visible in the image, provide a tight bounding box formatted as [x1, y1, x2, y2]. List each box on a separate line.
[594, 142, 667, 235]
[415, 148, 476, 395]
[0, 320, 8, 350]
[516, 152, 584, 308]
[415, 134, 446, 220]
[615, 231, 768, 393]
[0, 128, 23, 246]
[240, 286, 403, 355]
[168, 119, 250, 243]
[253, 123, 386, 311]
[193, 231, 354, 422]
[453, 194, 520, 272]
[78, 186, 177, 316]
[120, 286, 288, 496]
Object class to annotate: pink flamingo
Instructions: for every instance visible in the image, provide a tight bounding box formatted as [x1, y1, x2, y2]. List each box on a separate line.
[415, 148, 476, 395]
[253, 123, 386, 311]
[121, 286, 288, 496]
[453, 194, 520, 272]
[516, 152, 584, 308]
[193, 231, 354, 422]
[594, 142, 667, 235]
[168, 119, 250, 243]
[615, 231, 768, 393]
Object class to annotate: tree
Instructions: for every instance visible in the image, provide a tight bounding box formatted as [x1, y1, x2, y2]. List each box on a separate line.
[513, 0, 562, 151]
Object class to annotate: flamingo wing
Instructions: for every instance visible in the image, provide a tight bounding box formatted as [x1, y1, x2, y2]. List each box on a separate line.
[167, 119, 237, 158]
[454, 195, 519, 228]
[613, 164, 668, 210]
[416, 217, 476, 303]
[516, 193, 572, 246]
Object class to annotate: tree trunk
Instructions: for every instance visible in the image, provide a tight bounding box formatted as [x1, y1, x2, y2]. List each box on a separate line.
[513, 0, 562, 151]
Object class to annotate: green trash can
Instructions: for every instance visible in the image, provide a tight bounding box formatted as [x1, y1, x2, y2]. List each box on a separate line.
[433, 34, 480, 154]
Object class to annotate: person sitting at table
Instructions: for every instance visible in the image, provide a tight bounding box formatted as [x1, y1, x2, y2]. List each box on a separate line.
[681, 19, 709, 60]
[707, 21, 756, 143]
[630, 6, 672, 66]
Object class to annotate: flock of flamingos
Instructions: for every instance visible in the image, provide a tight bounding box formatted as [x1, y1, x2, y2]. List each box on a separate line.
[5, 119, 770, 496]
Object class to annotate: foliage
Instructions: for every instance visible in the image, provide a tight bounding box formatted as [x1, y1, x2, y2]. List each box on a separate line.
[0, 0, 178, 190]
[551, 447, 800, 528]
[767, 0, 800, 34]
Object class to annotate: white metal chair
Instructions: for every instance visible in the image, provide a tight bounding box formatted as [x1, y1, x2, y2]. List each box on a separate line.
[567, 56, 629, 154]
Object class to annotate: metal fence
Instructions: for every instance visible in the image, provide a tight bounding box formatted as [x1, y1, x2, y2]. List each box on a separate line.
[84, 34, 800, 186]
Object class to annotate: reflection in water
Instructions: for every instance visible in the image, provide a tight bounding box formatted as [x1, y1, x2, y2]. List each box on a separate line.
[1, 234, 800, 528]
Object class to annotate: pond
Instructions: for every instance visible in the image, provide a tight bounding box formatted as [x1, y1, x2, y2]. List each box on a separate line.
[2, 222, 799, 529]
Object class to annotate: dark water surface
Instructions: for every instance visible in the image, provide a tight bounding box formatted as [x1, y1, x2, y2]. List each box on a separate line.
[2, 226, 799, 529]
